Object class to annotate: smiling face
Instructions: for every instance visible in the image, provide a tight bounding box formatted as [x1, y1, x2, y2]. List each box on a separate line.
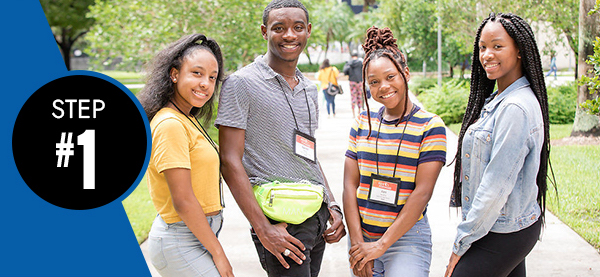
[170, 48, 219, 113]
[478, 21, 523, 92]
[261, 7, 311, 65]
[366, 56, 411, 116]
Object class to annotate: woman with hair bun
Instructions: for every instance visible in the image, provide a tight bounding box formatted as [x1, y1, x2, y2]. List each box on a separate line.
[138, 33, 234, 277]
[343, 26, 447, 277]
[445, 13, 553, 277]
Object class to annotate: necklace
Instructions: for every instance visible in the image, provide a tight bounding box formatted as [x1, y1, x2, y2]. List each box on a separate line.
[277, 71, 299, 83]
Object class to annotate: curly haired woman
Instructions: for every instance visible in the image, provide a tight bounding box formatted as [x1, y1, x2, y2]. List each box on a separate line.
[138, 33, 234, 277]
[343, 26, 447, 277]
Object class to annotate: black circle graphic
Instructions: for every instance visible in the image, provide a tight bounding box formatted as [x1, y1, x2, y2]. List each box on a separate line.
[12, 74, 148, 210]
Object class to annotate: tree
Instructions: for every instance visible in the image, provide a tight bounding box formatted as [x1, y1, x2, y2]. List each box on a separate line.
[573, 0, 600, 135]
[362, 0, 376, 13]
[40, 0, 96, 70]
[538, 0, 579, 79]
[312, 1, 355, 59]
[86, 0, 267, 72]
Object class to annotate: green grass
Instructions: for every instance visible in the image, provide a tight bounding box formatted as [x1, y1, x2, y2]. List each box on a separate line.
[547, 145, 600, 251]
[448, 123, 461, 136]
[122, 176, 155, 244]
[128, 88, 142, 96]
[99, 70, 143, 81]
[550, 123, 573, 140]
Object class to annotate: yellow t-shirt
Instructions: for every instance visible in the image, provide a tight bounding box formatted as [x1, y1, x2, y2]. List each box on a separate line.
[148, 108, 222, 224]
[317, 66, 339, 89]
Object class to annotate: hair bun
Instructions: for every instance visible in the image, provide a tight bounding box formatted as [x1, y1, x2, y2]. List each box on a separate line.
[362, 26, 398, 57]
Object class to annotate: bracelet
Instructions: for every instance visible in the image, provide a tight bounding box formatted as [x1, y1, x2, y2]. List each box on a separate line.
[329, 203, 343, 220]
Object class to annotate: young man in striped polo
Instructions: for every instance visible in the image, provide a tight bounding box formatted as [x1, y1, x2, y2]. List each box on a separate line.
[215, 0, 346, 276]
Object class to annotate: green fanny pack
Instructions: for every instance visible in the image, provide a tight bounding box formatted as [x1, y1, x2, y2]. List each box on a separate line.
[253, 180, 324, 225]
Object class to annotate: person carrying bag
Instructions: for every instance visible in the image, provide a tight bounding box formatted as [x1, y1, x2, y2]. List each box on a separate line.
[317, 59, 340, 117]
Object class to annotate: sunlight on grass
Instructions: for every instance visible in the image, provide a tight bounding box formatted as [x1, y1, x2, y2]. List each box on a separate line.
[122, 176, 155, 244]
[99, 70, 143, 80]
[547, 145, 600, 251]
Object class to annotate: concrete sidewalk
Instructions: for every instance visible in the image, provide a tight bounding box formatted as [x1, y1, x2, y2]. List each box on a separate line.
[140, 79, 600, 276]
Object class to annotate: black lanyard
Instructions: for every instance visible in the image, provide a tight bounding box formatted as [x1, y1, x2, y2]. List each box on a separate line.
[169, 101, 224, 207]
[170, 101, 218, 151]
[275, 77, 312, 136]
[374, 105, 416, 178]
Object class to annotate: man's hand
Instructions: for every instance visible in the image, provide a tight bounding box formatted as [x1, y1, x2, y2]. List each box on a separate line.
[323, 207, 346, 243]
[257, 222, 306, 269]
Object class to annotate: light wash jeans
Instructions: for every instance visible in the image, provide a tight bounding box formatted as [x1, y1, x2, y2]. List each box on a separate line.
[148, 211, 223, 277]
[351, 215, 432, 277]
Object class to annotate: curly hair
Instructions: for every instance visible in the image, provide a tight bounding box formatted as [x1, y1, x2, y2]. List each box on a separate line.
[451, 13, 554, 222]
[361, 26, 409, 136]
[263, 0, 309, 26]
[137, 33, 224, 124]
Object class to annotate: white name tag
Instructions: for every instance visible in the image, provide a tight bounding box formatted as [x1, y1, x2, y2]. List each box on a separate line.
[368, 174, 400, 207]
[293, 130, 316, 163]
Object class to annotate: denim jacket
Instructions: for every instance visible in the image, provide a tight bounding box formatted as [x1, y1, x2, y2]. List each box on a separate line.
[453, 76, 543, 256]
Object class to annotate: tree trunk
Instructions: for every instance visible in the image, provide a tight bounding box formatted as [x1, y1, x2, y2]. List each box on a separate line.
[363, 0, 375, 13]
[324, 31, 331, 59]
[60, 43, 72, 71]
[572, 0, 600, 137]
[58, 28, 72, 70]
[563, 32, 579, 80]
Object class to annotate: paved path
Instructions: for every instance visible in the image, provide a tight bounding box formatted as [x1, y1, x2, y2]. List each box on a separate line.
[139, 79, 600, 276]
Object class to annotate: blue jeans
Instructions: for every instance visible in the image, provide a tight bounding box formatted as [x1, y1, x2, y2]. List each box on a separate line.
[322, 89, 336, 115]
[351, 215, 432, 277]
[148, 212, 224, 277]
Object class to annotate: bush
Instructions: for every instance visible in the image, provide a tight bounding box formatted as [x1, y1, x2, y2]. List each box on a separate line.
[297, 62, 346, 73]
[297, 63, 320, 73]
[417, 78, 470, 125]
[417, 79, 576, 125]
[547, 82, 577, 124]
[411, 77, 457, 95]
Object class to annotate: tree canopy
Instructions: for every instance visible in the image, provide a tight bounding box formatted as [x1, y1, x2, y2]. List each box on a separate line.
[40, 0, 96, 70]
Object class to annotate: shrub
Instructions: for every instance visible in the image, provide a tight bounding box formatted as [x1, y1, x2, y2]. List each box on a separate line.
[411, 77, 456, 95]
[417, 78, 470, 125]
[297, 62, 345, 73]
[547, 82, 577, 124]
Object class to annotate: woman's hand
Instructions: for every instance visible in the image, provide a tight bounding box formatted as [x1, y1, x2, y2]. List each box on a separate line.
[444, 252, 461, 277]
[214, 253, 235, 277]
[349, 241, 386, 271]
[353, 259, 374, 277]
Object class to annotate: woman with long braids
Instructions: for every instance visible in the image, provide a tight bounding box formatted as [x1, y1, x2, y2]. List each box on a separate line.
[138, 34, 234, 277]
[445, 13, 553, 277]
[343, 27, 447, 277]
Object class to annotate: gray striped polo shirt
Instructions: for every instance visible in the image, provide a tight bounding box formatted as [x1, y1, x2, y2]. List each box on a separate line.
[215, 55, 329, 201]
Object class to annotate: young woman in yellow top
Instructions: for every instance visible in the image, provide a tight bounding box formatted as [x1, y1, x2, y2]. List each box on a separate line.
[317, 58, 340, 117]
[138, 33, 234, 277]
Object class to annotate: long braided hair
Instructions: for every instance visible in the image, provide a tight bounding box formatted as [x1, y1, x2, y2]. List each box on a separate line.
[451, 13, 554, 221]
[138, 33, 224, 124]
[361, 26, 410, 137]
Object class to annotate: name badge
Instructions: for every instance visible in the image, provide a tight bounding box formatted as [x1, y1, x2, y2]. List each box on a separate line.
[293, 130, 316, 163]
[368, 174, 400, 207]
